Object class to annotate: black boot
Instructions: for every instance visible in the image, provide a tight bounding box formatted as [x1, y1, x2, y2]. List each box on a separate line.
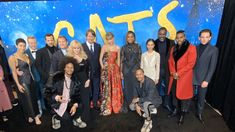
[168, 109, 177, 118]
[178, 111, 185, 125]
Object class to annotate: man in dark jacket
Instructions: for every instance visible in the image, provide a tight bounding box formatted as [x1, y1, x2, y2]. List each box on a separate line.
[193, 29, 218, 124]
[130, 68, 162, 132]
[51, 57, 86, 130]
[154, 27, 175, 112]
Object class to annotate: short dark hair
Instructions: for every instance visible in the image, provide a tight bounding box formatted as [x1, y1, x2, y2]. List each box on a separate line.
[136, 68, 144, 73]
[58, 36, 67, 41]
[158, 27, 167, 33]
[0, 36, 2, 41]
[16, 38, 26, 45]
[199, 29, 212, 37]
[146, 39, 155, 45]
[86, 29, 96, 37]
[45, 34, 54, 40]
[176, 30, 186, 36]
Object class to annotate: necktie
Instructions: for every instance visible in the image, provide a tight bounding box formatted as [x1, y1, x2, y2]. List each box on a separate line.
[90, 45, 94, 53]
[31, 50, 36, 53]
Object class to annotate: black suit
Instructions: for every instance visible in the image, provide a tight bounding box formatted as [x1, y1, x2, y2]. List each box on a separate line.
[26, 49, 46, 110]
[52, 49, 66, 72]
[193, 44, 218, 115]
[51, 72, 81, 128]
[35, 46, 58, 84]
[35, 45, 58, 109]
[154, 38, 174, 108]
[82, 42, 101, 106]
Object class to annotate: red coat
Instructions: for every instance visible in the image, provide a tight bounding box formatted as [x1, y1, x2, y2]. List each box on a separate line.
[168, 44, 197, 100]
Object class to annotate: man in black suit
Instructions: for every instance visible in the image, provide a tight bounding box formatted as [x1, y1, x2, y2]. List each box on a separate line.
[154, 27, 175, 112]
[82, 29, 101, 110]
[26, 36, 45, 116]
[193, 29, 218, 124]
[35, 34, 58, 108]
[52, 36, 68, 73]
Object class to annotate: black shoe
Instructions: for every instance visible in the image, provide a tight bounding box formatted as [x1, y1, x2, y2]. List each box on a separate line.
[197, 114, 205, 124]
[178, 115, 184, 125]
[178, 112, 185, 125]
[168, 109, 177, 118]
[121, 106, 128, 113]
[93, 106, 100, 111]
[163, 105, 172, 112]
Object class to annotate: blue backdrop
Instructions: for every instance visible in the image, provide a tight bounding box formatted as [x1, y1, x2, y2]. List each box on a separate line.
[0, 0, 224, 56]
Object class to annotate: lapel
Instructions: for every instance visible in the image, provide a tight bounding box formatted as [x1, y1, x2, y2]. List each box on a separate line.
[198, 44, 211, 62]
[26, 49, 35, 62]
[84, 43, 93, 57]
[69, 80, 74, 96]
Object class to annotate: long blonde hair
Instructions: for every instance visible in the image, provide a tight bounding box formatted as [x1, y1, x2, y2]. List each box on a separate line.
[67, 40, 88, 60]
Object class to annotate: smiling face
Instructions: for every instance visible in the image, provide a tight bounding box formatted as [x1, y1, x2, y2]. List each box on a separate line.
[17, 42, 26, 53]
[86, 32, 95, 44]
[158, 29, 167, 42]
[176, 33, 186, 46]
[72, 44, 81, 55]
[58, 37, 68, 49]
[106, 37, 114, 45]
[147, 40, 155, 52]
[45, 36, 55, 47]
[64, 63, 74, 77]
[27, 38, 37, 50]
[135, 69, 145, 82]
[126, 33, 135, 44]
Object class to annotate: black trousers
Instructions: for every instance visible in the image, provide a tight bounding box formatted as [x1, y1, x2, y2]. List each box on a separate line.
[194, 85, 208, 115]
[171, 80, 191, 112]
[81, 86, 90, 121]
[90, 77, 100, 106]
[54, 103, 81, 131]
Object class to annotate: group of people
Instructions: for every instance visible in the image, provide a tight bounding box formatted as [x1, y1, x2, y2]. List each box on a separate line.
[0, 27, 218, 132]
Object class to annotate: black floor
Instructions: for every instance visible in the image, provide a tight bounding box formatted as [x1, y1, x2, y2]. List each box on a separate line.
[0, 102, 232, 132]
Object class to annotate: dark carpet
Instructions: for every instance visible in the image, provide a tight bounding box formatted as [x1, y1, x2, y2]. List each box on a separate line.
[0, 102, 231, 132]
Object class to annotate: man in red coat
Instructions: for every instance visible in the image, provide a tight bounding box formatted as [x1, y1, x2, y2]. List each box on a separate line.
[167, 30, 197, 125]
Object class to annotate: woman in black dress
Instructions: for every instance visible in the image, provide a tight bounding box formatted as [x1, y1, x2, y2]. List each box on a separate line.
[8, 38, 41, 125]
[67, 40, 91, 122]
[121, 31, 142, 112]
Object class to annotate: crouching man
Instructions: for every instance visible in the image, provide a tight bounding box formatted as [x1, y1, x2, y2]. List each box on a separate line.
[130, 68, 162, 132]
[51, 57, 86, 130]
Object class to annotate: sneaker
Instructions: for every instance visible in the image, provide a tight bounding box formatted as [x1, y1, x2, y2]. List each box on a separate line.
[73, 117, 87, 128]
[2, 116, 8, 122]
[52, 115, 61, 129]
[150, 108, 157, 114]
[141, 119, 151, 132]
[12, 99, 18, 106]
[142, 108, 157, 118]
[145, 120, 152, 132]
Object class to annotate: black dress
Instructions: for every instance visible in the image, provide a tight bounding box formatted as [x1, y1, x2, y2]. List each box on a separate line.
[16, 59, 39, 119]
[121, 43, 142, 106]
[75, 59, 91, 121]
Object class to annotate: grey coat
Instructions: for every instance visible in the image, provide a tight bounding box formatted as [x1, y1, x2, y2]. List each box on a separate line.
[193, 44, 219, 85]
[134, 76, 162, 107]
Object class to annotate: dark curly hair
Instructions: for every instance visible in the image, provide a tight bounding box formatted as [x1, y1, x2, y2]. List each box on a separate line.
[58, 57, 78, 75]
